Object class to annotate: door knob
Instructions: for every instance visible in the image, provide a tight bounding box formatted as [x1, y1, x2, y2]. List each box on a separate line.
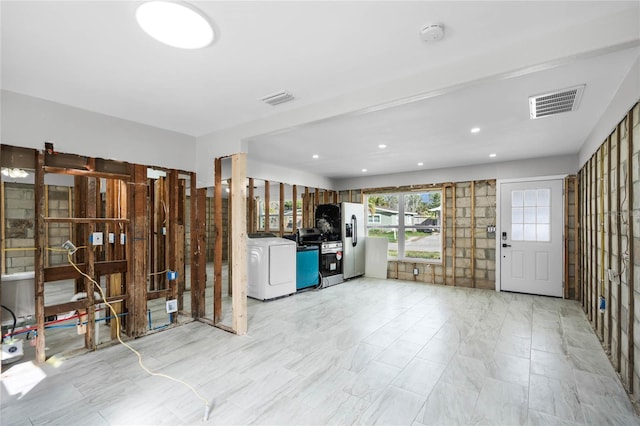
[502, 243, 512, 248]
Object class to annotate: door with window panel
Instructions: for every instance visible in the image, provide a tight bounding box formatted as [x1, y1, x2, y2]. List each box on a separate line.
[500, 179, 563, 297]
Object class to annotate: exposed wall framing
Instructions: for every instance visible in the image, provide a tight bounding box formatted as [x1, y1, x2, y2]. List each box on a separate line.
[579, 101, 639, 401]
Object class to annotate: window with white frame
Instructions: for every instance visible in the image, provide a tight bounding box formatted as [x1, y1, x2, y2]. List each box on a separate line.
[365, 191, 442, 261]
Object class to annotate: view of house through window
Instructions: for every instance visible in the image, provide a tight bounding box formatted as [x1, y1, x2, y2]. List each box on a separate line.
[366, 191, 442, 261]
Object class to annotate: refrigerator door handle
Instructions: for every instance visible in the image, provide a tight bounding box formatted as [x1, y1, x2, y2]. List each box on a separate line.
[351, 214, 357, 247]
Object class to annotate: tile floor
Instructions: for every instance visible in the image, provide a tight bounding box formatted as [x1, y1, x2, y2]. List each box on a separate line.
[2, 277, 639, 425]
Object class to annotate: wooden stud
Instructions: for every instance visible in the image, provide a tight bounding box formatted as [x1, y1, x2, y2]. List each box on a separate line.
[442, 184, 448, 286]
[230, 153, 247, 335]
[575, 174, 580, 303]
[279, 182, 285, 237]
[190, 171, 206, 319]
[607, 137, 613, 349]
[599, 145, 606, 340]
[213, 158, 223, 323]
[564, 177, 569, 299]
[452, 184, 457, 286]
[1, 179, 5, 275]
[44, 185, 49, 267]
[264, 180, 270, 233]
[304, 187, 310, 227]
[292, 185, 298, 234]
[248, 178, 255, 233]
[626, 110, 634, 393]
[34, 151, 46, 363]
[616, 121, 622, 372]
[128, 164, 148, 337]
[166, 169, 179, 321]
[470, 181, 476, 288]
[84, 177, 97, 350]
[315, 187, 320, 210]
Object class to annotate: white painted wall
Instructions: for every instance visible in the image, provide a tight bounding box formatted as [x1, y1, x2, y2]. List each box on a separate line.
[1, 90, 196, 171]
[579, 56, 640, 167]
[333, 154, 578, 190]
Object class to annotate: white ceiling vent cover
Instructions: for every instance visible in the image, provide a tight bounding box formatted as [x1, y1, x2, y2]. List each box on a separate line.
[529, 85, 585, 119]
[260, 91, 295, 106]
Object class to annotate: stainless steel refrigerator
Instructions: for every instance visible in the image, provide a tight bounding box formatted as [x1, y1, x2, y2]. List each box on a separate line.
[341, 202, 366, 279]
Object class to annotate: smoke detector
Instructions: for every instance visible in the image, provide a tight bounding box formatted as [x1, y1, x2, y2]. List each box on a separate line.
[420, 24, 444, 42]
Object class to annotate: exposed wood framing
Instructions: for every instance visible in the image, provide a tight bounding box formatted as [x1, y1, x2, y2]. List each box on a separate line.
[84, 177, 97, 349]
[34, 151, 46, 363]
[606, 137, 613, 349]
[292, 185, 298, 234]
[264, 180, 270, 233]
[442, 184, 448, 286]
[214, 158, 223, 323]
[471, 181, 476, 288]
[128, 164, 148, 337]
[44, 186, 49, 267]
[452, 183, 457, 286]
[304, 187, 310, 227]
[248, 178, 255, 234]
[626, 109, 634, 393]
[314, 187, 320, 210]
[279, 182, 285, 236]
[564, 177, 570, 299]
[228, 178, 233, 298]
[1, 179, 5, 275]
[166, 170, 179, 322]
[230, 153, 247, 335]
[616, 122, 622, 371]
[190, 169, 206, 318]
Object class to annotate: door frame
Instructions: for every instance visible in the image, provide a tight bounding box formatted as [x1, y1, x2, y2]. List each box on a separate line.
[495, 175, 567, 294]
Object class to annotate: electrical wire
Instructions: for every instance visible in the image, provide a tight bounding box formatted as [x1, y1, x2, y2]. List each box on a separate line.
[66, 248, 210, 420]
[1, 305, 17, 340]
[148, 269, 170, 277]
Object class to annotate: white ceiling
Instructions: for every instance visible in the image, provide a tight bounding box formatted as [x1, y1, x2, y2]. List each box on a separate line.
[2, 1, 639, 180]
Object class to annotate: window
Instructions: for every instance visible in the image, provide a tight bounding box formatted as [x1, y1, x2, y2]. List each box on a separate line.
[511, 188, 550, 241]
[366, 190, 442, 261]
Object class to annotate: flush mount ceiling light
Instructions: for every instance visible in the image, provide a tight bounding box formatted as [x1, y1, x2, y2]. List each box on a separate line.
[361, 168, 368, 173]
[136, 1, 214, 49]
[417, 162, 424, 166]
[378, 144, 387, 149]
[489, 153, 497, 158]
[470, 127, 481, 133]
[312, 154, 319, 159]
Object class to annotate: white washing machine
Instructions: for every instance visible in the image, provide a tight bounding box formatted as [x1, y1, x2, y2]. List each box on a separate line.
[247, 236, 296, 301]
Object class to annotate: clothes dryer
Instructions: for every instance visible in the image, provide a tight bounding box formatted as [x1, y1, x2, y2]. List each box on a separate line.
[247, 237, 296, 300]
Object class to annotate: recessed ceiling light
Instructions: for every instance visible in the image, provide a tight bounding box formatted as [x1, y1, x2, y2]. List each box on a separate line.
[417, 162, 424, 166]
[489, 153, 497, 158]
[136, 1, 214, 49]
[378, 144, 387, 149]
[361, 168, 368, 172]
[312, 154, 319, 159]
[470, 127, 481, 133]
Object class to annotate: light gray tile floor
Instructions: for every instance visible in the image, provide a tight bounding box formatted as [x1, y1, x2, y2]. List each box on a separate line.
[2, 277, 639, 425]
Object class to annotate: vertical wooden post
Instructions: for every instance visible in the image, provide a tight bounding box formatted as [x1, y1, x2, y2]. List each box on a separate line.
[34, 151, 46, 363]
[292, 185, 298, 234]
[166, 170, 179, 322]
[626, 110, 634, 392]
[452, 184, 457, 286]
[315, 188, 320, 210]
[128, 165, 148, 337]
[616, 123, 622, 371]
[44, 186, 49, 267]
[599, 146, 606, 339]
[470, 181, 476, 288]
[84, 177, 97, 350]
[564, 177, 570, 299]
[304, 187, 310, 227]
[190, 172, 206, 319]
[279, 183, 285, 236]
[264, 180, 270, 233]
[442, 184, 448, 286]
[213, 158, 223, 323]
[230, 153, 247, 335]
[1, 179, 5, 275]
[248, 178, 255, 234]
[607, 138, 613, 347]
[74, 177, 87, 293]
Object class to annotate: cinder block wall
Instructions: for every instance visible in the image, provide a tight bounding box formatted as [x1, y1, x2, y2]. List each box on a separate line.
[578, 101, 639, 401]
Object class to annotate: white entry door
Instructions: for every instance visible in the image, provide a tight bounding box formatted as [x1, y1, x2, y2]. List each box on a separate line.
[500, 179, 563, 297]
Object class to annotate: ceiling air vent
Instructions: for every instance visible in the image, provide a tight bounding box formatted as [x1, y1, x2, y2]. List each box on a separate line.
[260, 91, 295, 106]
[529, 85, 585, 119]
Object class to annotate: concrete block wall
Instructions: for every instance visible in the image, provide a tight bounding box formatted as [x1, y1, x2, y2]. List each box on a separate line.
[387, 180, 497, 289]
[580, 101, 639, 401]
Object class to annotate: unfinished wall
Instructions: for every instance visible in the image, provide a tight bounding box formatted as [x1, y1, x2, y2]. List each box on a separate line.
[579, 101, 638, 401]
[383, 177, 579, 297]
[2, 183, 71, 274]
